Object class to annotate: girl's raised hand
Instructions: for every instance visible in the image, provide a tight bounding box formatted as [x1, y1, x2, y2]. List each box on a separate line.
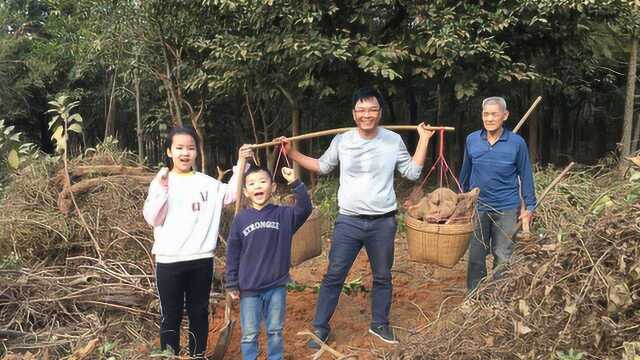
[238, 144, 254, 160]
[281, 167, 296, 184]
[155, 167, 169, 189]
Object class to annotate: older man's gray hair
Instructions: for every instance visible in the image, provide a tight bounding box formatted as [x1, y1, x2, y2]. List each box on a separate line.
[482, 97, 508, 112]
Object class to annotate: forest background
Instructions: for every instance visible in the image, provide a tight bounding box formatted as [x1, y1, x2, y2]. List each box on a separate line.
[1, 0, 639, 182]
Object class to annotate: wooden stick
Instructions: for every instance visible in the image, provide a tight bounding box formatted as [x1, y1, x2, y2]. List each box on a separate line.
[534, 161, 575, 208]
[515, 162, 575, 238]
[514, 96, 542, 234]
[297, 331, 356, 359]
[513, 96, 542, 133]
[247, 124, 455, 150]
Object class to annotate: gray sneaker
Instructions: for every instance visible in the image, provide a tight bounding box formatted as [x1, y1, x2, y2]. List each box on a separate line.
[307, 328, 330, 349]
[369, 325, 398, 344]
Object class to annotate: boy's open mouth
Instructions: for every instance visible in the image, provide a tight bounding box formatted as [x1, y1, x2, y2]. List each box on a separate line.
[254, 191, 265, 197]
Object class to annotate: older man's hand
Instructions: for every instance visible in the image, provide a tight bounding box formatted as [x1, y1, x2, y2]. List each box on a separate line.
[519, 208, 533, 227]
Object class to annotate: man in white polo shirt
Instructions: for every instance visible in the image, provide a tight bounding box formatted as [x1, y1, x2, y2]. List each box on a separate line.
[279, 87, 434, 347]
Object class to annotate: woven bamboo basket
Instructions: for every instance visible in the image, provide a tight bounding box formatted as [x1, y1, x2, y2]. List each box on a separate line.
[291, 208, 322, 266]
[404, 215, 474, 268]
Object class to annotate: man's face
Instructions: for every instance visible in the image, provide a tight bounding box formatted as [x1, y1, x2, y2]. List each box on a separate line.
[352, 97, 382, 132]
[482, 103, 509, 133]
[243, 170, 276, 207]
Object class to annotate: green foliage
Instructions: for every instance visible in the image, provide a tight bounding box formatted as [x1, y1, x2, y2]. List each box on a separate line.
[0, 119, 39, 193]
[556, 348, 586, 360]
[0, 252, 20, 269]
[312, 177, 339, 226]
[98, 340, 118, 360]
[46, 95, 84, 153]
[286, 278, 367, 296]
[286, 281, 308, 292]
[149, 346, 178, 358]
[341, 277, 367, 296]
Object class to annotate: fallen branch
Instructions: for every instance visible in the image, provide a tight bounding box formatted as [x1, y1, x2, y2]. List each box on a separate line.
[68, 338, 100, 360]
[297, 330, 358, 359]
[58, 175, 153, 214]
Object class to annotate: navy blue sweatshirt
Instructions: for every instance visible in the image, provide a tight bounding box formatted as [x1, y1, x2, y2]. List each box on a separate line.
[225, 180, 312, 297]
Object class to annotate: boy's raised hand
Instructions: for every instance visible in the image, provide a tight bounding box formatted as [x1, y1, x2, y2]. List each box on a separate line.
[281, 167, 297, 184]
[155, 167, 169, 189]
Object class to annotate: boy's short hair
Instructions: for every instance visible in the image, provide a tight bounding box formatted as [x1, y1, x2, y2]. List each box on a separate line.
[244, 163, 273, 186]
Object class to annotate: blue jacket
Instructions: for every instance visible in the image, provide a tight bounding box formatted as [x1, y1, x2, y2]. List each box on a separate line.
[225, 180, 312, 297]
[459, 128, 536, 212]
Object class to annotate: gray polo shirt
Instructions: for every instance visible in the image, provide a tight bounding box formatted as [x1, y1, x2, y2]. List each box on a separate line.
[318, 128, 422, 216]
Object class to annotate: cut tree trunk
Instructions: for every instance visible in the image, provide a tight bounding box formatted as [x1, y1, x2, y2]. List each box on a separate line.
[58, 175, 153, 214]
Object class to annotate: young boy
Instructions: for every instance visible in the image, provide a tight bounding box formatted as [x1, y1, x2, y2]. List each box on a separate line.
[225, 164, 312, 360]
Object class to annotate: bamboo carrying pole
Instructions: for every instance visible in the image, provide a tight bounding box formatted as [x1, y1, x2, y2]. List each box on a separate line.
[246, 124, 454, 150]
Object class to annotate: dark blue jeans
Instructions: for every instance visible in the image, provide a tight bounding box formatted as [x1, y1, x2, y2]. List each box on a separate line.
[467, 208, 518, 292]
[312, 213, 397, 332]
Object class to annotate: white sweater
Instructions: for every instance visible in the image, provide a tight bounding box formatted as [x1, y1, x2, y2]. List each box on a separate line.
[143, 169, 239, 263]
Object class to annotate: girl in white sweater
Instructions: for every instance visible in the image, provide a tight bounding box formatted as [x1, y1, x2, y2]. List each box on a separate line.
[143, 126, 252, 358]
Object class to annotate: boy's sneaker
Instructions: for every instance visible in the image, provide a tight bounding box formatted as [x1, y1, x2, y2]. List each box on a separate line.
[369, 325, 398, 344]
[306, 328, 330, 349]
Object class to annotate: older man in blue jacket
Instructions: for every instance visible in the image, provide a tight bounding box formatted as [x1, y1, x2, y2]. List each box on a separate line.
[459, 96, 537, 292]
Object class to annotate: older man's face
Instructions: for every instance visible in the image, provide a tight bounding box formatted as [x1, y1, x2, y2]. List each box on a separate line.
[482, 103, 509, 133]
[352, 97, 381, 132]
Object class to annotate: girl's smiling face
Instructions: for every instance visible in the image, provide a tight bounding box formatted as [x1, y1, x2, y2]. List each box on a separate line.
[167, 134, 197, 173]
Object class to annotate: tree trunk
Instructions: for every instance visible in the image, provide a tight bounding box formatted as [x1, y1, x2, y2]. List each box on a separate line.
[633, 111, 640, 153]
[406, 79, 418, 150]
[291, 104, 302, 177]
[528, 107, 538, 164]
[436, 84, 443, 125]
[104, 66, 118, 139]
[621, 36, 637, 170]
[277, 85, 302, 177]
[134, 75, 144, 163]
[383, 88, 398, 124]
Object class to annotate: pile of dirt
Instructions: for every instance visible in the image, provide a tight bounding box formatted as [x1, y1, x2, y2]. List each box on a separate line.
[407, 163, 640, 359]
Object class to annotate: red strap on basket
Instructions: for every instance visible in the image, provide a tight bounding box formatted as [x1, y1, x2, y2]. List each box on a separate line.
[273, 143, 291, 181]
[419, 129, 463, 192]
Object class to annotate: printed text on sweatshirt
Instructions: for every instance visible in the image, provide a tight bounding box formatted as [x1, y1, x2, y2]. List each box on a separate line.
[225, 180, 312, 297]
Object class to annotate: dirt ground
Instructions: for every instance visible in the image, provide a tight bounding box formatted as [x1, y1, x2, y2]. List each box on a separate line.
[205, 230, 468, 359]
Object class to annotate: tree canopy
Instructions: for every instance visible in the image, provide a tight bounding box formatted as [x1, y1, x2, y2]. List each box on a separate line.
[1, 0, 638, 172]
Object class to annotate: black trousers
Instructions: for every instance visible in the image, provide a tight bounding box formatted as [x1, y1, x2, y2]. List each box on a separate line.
[155, 257, 213, 358]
